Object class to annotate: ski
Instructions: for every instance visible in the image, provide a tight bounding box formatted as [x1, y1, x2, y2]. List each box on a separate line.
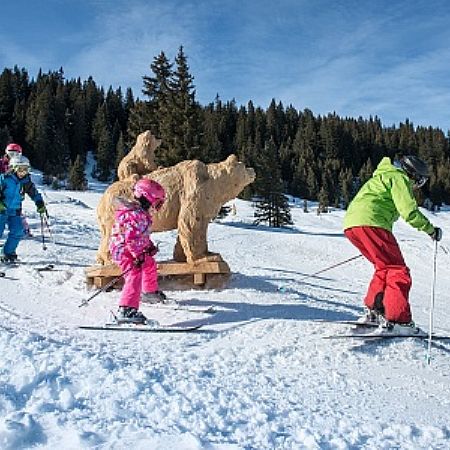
[0, 261, 55, 271]
[315, 319, 378, 327]
[35, 264, 55, 272]
[144, 302, 216, 314]
[319, 320, 450, 340]
[324, 332, 450, 341]
[79, 324, 204, 333]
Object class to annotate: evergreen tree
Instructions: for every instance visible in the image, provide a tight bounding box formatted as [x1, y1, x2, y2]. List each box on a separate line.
[0, 68, 15, 129]
[68, 154, 87, 190]
[142, 51, 173, 139]
[93, 103, 114, 181]
[0, 125, 11, 152]
[253, 139, 292, 227]
[172, 46, 200, 160]
[114, 131, 127, 180]
[126, 100, 153, 148]
[201, 104, 223, 162]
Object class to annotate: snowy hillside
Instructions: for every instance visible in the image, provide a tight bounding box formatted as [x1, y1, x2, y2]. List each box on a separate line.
[1, 173, 450, 449]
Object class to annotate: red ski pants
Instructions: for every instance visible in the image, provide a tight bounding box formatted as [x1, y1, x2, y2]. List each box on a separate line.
[344, 226, 412, 323]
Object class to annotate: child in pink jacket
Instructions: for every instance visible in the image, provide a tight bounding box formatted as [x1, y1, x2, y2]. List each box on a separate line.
[109, 178, 166, 324]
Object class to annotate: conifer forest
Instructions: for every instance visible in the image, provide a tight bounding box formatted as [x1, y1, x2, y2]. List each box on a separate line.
[1, 46, 450, 215]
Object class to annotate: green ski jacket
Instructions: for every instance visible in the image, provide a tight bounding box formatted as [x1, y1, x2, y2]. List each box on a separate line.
[343, 157, 434, 234]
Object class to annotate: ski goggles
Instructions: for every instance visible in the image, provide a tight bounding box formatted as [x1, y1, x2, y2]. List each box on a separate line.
[412, 174, 428, 189]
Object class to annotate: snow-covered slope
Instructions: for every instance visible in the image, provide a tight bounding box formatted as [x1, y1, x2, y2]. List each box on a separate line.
[1, 177, 450, 449]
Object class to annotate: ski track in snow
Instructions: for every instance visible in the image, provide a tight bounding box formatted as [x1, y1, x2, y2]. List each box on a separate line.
[1, 183, 450, 449]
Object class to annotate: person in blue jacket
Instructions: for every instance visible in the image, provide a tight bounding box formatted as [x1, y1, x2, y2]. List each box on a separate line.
[0, 155, 47, 262]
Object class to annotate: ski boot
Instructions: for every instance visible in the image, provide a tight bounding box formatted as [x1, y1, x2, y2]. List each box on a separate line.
[356, 307, 381, 325]
[379, 319, 426, 336]
[116, 306, 148, 325]
[0, 252, 19, 264]
[141, 290, 169, 304]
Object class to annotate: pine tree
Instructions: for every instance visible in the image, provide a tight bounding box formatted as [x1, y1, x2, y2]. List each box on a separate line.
[253, 139, 292, 227]
[68, 154, 87, 190]
[317, 186, 329, 214]
[172, 46, 200, 160]
[0, 68, 15, 129]
[201, 104, 223, 162]
[0, 125, 11, 152]
[93, 103, 114, 181]
[142, 51, 173, 140]
[114, 131, 127, 180]
[126, 100, 153, 148]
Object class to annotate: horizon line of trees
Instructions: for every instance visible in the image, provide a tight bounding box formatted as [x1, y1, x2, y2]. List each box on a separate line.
[1, 46, 450, 224]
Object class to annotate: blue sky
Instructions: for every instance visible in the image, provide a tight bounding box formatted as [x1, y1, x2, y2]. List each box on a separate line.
[2, 0, 450, 130]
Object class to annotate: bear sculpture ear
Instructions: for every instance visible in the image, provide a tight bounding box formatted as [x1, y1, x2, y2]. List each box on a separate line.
[225, 154, 238, 165]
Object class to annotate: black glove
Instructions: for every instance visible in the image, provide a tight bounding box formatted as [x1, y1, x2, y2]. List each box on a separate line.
[430, 227, 443, 242]
[36, 201, 47, 216]
[133, 254, 145, 268]
[145, 242, 159, 257]
[0, 201, 6, 213]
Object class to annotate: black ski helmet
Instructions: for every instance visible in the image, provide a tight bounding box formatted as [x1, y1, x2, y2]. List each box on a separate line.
[400, 155, 429, 188]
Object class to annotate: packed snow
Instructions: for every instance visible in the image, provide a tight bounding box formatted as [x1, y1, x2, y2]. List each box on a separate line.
[1, 169, 450, 450]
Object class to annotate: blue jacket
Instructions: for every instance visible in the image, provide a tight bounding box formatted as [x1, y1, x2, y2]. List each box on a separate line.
[0, 172, 43, 215]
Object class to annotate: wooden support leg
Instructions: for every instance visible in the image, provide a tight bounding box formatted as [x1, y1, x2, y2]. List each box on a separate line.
[193, 273, 206, 285]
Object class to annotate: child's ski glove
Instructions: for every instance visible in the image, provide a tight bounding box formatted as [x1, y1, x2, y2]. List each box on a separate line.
[133, 254, 145, 268]
[145, 242, 159, 257]
[36, 201, 47, 216]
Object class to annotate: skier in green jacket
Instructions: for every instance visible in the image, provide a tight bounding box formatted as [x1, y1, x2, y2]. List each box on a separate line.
[343, 155, 442, 334]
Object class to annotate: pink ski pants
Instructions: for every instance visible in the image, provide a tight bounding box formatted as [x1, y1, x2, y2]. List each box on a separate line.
[118, 253, 158, 309]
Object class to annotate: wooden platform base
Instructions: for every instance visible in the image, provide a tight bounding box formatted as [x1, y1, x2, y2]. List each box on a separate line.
[85, 257, 231, 289]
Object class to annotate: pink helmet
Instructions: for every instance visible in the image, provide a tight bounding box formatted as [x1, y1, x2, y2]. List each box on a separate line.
[5, 143, 23, 157]
[133, 179, 166, 210]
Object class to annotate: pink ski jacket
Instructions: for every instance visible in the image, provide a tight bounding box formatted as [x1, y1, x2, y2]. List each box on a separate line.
[0, 156, 9, 174]
[109, 198, 153, 263]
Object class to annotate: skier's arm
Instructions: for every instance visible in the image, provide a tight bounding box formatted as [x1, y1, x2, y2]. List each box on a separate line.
[120, 210, 149, 259]
[22, 179, 46, 213]
[22, 180, 43, 204]
[390, 174, 434, 234]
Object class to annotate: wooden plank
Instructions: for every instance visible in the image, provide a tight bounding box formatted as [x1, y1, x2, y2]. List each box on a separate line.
[85, 260, 231, 278]
[157, 260, 230, 275]
[85, 264, 121, 277]
[85, 259, 231, 289]
[193, 273, 206, 285]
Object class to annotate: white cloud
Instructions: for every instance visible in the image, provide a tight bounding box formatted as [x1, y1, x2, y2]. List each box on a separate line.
[65, 2, 199, 96]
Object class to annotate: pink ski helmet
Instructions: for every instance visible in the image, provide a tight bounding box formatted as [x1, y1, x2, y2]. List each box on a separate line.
[5, 143, 23, 157]
[133, 179, 166, 210]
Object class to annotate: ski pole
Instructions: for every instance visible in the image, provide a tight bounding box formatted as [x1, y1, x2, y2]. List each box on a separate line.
[298, 254, 363, 282]
[42, 214, 55, 245]
[79, 264, 135, 308]
[426, 240, 438, 365]
[40, 214, 47, 251]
